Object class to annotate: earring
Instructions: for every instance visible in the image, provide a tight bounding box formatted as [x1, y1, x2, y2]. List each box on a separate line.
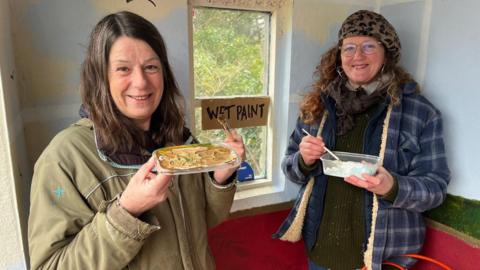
[336, 66, 344, 78]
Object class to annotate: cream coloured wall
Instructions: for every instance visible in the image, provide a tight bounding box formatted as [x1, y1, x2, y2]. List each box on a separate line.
[0, 0, 28, 269]
[0, 83, 27, 270]
[0, 100, 26, 270]
[409, 0, 480, 198]
[380, 0, 480, 198]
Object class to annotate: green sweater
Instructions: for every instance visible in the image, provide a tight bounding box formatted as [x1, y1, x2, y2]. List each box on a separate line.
[307, 110, 369, 269]
[304, 105, 399, 270]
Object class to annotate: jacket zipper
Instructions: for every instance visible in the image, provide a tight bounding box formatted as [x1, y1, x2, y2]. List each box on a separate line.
[175, 177, 201, 270]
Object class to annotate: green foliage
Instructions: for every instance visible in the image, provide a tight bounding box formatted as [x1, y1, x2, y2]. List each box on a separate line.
[426, 194, 480, 239]
[193, 8, 267, 97]
[192, 8, 269, 178]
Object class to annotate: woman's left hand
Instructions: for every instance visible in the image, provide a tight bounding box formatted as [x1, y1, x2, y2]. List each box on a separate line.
[213, 130, 246, 185]
[344, 166, 394, 196]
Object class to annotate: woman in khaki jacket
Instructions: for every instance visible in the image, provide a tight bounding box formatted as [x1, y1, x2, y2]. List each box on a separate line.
[28, 11, 245, 270]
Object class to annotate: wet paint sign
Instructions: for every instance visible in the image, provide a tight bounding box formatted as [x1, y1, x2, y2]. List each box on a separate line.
[201, 96, 270, 130]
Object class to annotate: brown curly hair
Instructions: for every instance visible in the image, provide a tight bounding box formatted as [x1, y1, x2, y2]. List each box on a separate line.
[299, 44, 419, 124]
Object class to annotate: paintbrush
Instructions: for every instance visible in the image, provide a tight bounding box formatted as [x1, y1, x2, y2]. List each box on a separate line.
[301, 128, 340, 161]
[217, 114, 260, 172]
[217, 114, 232, 136]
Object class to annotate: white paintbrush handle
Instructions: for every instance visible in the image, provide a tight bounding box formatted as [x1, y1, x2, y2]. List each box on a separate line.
[301, 128, 340, 161]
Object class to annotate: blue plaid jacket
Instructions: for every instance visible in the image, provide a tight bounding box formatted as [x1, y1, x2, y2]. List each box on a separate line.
[274, 83, 450, 269]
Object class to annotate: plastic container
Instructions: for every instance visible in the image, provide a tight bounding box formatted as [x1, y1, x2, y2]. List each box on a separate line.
[153, 143, 241, 175]
[320, 151, 380, 179]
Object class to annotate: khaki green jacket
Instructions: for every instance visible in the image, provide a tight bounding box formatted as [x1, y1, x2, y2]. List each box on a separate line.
[28, 119, 236, 270]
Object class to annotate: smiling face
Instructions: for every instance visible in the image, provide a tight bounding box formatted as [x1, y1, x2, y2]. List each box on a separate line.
[108, 36, 164, 130]
[340, 36, 385, 85]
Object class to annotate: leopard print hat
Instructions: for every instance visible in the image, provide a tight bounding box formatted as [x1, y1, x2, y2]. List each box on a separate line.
[338, 10, 401, 63]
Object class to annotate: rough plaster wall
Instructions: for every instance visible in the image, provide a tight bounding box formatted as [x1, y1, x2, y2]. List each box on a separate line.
[0, 0, 27, 269]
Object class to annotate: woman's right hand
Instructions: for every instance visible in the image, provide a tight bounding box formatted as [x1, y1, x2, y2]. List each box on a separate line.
[299, 134, 326, 166]
[119, 157, 172, 217]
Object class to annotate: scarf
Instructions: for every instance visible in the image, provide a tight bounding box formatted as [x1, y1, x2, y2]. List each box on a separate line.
[327, 79, 388, 136]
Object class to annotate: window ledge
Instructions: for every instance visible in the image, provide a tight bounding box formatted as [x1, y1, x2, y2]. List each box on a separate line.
[232, 178, 292, 212]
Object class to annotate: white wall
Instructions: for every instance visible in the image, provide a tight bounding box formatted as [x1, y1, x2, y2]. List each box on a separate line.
[422, 0, 480, 198]
[381, 1, 427, 81]
[381, 0, 480, 198]
[0, 0, 28, 268]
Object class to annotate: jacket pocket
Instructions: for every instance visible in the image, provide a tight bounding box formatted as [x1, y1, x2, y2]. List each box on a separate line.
[398, 131, 420, 173]
[399, 131, 420, 153]
[382, 208, 425, 267]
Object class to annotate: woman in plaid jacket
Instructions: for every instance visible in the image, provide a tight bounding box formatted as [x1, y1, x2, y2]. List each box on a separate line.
[274, 10, 450, 270]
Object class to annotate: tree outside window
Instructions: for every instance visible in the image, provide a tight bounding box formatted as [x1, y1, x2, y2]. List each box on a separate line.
[192, 7, 270, 179]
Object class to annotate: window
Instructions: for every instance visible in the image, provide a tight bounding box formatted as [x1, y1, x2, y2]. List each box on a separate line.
[192, 6, 271, 181]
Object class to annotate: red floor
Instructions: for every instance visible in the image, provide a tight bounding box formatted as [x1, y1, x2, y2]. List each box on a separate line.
[208, 210, 308, 270]
[209, 210, 480, 270]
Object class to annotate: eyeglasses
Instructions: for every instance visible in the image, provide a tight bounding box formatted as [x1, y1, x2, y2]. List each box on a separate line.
[340, 41, 382, 57]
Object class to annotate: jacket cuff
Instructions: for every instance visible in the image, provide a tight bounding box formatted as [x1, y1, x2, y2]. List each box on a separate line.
[105, 195, 161, 241]
[380, 176, 398, 203]
[208, 171, 237, 189]
[298, 155, 318, 175]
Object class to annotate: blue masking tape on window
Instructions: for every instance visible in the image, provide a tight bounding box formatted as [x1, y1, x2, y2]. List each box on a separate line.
[237, 161, 254, 182]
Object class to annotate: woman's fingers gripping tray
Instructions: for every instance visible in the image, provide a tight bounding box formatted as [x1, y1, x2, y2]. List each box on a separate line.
[213, 130, 246, 185]
[224, 130, 246, 161]
[119, 157, 172, 217]
[344, 166, 394, 196]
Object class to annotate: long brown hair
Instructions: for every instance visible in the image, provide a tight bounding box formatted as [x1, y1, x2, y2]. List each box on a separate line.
[80, 11, 185, 153]
[299, 44, 419, 124]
